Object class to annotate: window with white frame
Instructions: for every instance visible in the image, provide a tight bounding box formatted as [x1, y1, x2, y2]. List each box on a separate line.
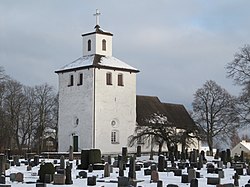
[106, 72, 112, 85]
[118, 73, 124, 86]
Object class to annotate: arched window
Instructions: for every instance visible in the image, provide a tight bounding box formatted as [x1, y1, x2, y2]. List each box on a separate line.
[118, 73, 124, 86]
[106, 72, 112, 85]
[102, 39, 106, 51]
[111, 130, 119, 144]
[88, 40, 91, 51]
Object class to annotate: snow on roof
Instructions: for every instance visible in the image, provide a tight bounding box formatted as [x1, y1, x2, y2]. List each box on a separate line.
[100, 56, 138, 71]
[240, 140, 250, 150]
[56, 55, 138, 72]
[57, 55, 95, 71]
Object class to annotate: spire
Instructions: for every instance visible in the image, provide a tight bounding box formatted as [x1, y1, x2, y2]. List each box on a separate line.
[93, 9, 101, 30]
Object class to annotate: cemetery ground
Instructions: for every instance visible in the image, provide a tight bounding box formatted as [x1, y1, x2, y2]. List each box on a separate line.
[2, 149, 250, 186]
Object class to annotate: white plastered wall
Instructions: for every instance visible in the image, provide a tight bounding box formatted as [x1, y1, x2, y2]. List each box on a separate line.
[57, 69, 94, 152]
[94, 68, 137, 154]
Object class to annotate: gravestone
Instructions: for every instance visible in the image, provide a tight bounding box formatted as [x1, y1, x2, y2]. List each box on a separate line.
[0, 175, 5, 184]
[0, 154, 6, 176]
[214, 149, 219, 159]
[157, 180, 163, 187]
[107, 155, 112, 164]
[65, 164, 73, 184]
[235, 167, 243, 175]
[144, 169, 151, 176]
[79, 171, 87, 178]
[128, 156, 136, 180]
[87, 176, 96, 186]
[27, 165, 32, 171]
[119, 160, 124, 177]
[69, 145, 73, 161]
[135, 164, 141, 171]
[218, 161, 223, 168]
[118, 176, 129, 187]
[190, 178, 198, 187]
[167, 184, 178, 187]
[221, 150, 226, 165]
[136, 146, 141, 157]
[60, 155, 65, 169]
[151, 170, 159, 182]
[36, 183, 47, 187]
[227, 162, 231, 168]
[88, 164, 93, 172]
[10, 173, 16, 182]
[53, 174, 65, 185]
[218, 170, 224, 178]
[226, 149, 231, 162]
[122, 147, 128, 163]
[240, 151, 244, 162]
[38, 162, 56, 183]
[151, 164, 157, 172]
[15, 172, 24, 182]
[233, 173, 239, 186]
[181, 174, 189, 183]
[158, 155, 165, 172]
[13, 155, 19, 166]
[207, 177, 220, 185]
[104, 163, 110, 177]
[34, 155, 39, 166]
[188, 168, 196, 182]
[173, 169, 182, 176]
[44, 174, 53, 183]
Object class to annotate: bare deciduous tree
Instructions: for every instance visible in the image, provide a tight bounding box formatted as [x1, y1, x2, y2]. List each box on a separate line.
[192, 80, 238, 153]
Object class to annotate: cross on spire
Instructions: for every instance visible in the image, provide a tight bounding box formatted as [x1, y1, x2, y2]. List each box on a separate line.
[93, 9, 101, 27]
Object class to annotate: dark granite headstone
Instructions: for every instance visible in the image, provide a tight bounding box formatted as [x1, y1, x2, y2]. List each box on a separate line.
[190, 178, 198, 187]
[207, 177, 220, 185]
[233, 173, 239, 186]
[79, 171, 87, 178]
[144, 169, 151, 175]
[59, 155, 65, 169]
[0, 175, 5, 184]
[65, 164, 73, 184]
[136, 146, 141, 157]
[188, 168, 196, 182]
[158, 155, 165, 172]
[88, 164, 93, 172]
[181, 174, 189, 183]
[87, 176, 96, 186]
[34, 155, 39, 166]
[0, 154, 6, 176]
[118, 176, 129, 187]
[104, 163, 110, 177]
[157, 180, 163, 187]
[128, 156, 136, 180]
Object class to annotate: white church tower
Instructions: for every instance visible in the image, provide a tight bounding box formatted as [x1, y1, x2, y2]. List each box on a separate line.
[55, 10, 139, 154]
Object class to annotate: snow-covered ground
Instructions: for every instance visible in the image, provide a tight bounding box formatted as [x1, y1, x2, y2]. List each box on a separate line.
[4, 155, 250, 186]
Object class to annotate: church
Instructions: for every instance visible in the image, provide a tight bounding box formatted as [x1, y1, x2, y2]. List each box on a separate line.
[55, 10, 200, 154]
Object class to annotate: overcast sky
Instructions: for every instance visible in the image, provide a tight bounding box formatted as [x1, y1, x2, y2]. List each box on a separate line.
[1, 0, 250, 109]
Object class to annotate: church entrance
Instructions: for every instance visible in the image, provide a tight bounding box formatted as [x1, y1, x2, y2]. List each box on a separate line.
[73, 135, 78, 152]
